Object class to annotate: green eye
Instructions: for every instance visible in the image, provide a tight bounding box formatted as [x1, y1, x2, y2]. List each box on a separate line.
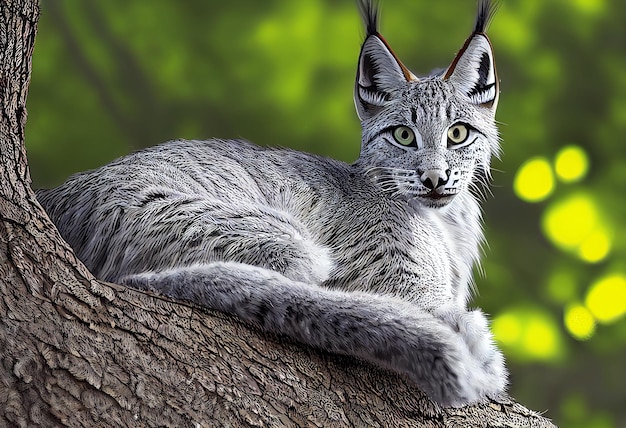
[447, 123, 470, 146]
[393, 126, 416, 146]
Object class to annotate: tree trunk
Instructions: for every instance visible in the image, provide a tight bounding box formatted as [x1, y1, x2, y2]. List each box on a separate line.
[0, 1, 557, 426]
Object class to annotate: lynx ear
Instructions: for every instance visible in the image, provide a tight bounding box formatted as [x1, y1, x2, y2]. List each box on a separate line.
[444, 0, 499, 111]
[354, 0, 416, 120]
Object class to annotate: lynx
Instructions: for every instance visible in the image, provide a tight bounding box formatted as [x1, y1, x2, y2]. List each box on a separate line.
[38, 0, 507, 406]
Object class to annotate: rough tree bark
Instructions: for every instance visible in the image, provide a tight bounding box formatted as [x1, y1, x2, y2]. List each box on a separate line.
[0, 1, 557, 426]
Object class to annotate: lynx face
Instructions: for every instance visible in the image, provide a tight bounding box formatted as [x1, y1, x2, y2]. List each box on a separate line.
[360, 79, 498, 208]
[354, 1, 499, 208]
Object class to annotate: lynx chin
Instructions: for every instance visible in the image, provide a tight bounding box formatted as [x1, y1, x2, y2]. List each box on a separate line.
[38, 0, 507, 407]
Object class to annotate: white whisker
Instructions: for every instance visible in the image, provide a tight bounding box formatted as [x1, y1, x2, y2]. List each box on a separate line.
[364, 166, 420, 197]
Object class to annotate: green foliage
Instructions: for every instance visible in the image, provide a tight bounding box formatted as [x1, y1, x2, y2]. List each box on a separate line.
[26, 1, 626, 426]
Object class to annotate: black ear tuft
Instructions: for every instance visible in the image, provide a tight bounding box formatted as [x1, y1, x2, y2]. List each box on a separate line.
[356, 0, 380, 36]
[474, 0, 500, 34]
[444, 0, 499, 111]
[354, 0, 417, 120]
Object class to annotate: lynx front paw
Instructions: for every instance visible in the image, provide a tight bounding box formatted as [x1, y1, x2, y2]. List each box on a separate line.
[460, 310, 506, 377]
[428, 309, 508, 405]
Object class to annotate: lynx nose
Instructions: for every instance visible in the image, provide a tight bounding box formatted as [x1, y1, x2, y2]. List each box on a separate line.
[419, 169, 448, 190]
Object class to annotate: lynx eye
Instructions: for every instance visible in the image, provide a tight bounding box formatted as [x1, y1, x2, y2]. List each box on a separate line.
[393, 126, 416, 147]
[447, 123, 476, 149]
[447, 124, 469, 144]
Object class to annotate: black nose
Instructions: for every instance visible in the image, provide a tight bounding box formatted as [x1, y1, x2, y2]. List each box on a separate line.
[418, 169, 448, 190]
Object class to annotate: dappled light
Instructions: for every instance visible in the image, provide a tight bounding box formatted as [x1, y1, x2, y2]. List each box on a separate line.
[586, 274, 626, 324]
[554, 145, 589, 183]
[513, 157, 555, 202]
[493, 308, 563, 362]
[577, 229, 612, 263]
[541, 193, 612, 263]
[564, 304, 596, 340]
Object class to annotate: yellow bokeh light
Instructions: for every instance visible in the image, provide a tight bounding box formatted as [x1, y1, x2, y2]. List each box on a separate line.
[542, 194, 614, 262]
[492, 313, 523, 346]
[523, 318, 560, 360]
[577, 229, 612, 263]
[554, 145, 589, 183]
[514, 157, 555, 202]
[492, 309, 561, 361]
[564, 304, 596, 340]
[542, 194, 598, 250]
[585, 274, 626, 324]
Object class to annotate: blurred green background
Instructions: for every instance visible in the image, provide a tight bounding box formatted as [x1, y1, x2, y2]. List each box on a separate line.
[25, 1, 626, 426]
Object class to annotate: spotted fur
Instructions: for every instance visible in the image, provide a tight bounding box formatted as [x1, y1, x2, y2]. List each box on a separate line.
[38, 0, 506, 407]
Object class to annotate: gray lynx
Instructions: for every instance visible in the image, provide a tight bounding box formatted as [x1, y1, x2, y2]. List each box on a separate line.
[37, 0, 507, 406]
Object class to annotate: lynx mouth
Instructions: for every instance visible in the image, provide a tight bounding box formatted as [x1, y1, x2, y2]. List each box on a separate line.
[425, 190, 447, 200]
[419, 190, 456, 207]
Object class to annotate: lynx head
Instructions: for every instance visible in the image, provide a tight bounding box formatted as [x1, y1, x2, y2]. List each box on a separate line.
[354, 0, 500, 209]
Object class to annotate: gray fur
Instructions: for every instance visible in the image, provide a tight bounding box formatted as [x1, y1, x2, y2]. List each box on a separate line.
[37, 0, 507, 407]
